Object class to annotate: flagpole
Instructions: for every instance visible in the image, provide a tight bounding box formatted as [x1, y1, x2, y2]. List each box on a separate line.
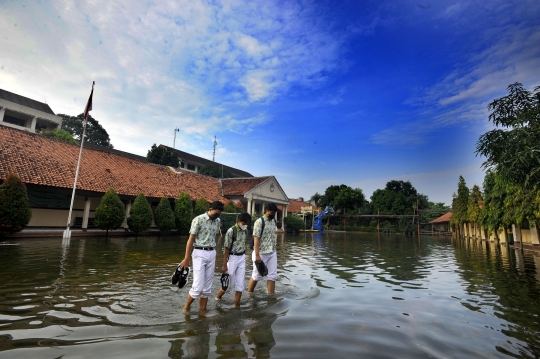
[63, 82, 95, 240]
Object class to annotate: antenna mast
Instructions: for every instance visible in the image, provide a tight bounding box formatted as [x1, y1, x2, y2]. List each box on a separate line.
[212, 136, 217, 162]
[173, 127, 179, 149]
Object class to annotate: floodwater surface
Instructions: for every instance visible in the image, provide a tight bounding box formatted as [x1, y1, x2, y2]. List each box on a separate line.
[1, 233, 540, 358]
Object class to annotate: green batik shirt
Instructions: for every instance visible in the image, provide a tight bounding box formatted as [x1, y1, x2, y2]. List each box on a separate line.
[253, 215, 277, 254]
[189, 212, 221, 247]
[223, 224, 247, 254]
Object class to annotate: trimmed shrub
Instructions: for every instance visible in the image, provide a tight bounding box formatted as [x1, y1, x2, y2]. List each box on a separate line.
[127, 193, 153, 237]
[234, 201, 244, 212]
[41, 129, 76, 144]
[175, 192, 192, 234]
[223, 201, 236, 213]
[0, 173, 32, 238]
[284, 214, 306, 231]
[154, 196, 175, 233]
[220, 213, 238, 232]
[194, 197, 209, 216]
[94, 188, 126, 238]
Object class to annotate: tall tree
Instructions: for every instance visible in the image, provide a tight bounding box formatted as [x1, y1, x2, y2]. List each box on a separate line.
[320, 185, 366, 213]
[127, 193, 153, 237]
[370, 180, 426, 215]
[451, 176, 469, 236]
[59, 113, 114, 148]
[309, 192, 323, 207]
[175, 192, 192, 234]
[476, 83, 540, 188]
[94, 188, 126, 238]
[198, 163, 233, 178]
[467, 185, 483, 224]
[147, 144, 180, 167]
[0, 173, 32, 238]
[478, 171, 505, 239]
[154, 196, 176, 233]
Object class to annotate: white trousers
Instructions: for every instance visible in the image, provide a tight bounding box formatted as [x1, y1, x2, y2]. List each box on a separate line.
[189, 249, 216, 299]
[227, 253, 246, 292]
[251, 251, 278, 281]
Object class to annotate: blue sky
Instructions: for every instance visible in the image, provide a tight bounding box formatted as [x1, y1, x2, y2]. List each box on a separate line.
[1, 0, 539, 205]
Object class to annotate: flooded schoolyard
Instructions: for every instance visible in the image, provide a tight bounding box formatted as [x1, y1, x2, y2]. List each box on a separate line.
[1, 232, 540, 358]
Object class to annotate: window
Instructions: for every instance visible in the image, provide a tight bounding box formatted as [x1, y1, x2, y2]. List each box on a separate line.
[3, 115, 26, 127]
[187, 164, 195, 170]
[36, 123, 48, 132]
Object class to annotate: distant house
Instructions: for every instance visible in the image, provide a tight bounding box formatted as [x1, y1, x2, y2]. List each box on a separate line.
[429, 212, 452, 233]
[280, 197, 313, 215]
[0, 88, 62, 133]
[162, 145, 253, 177]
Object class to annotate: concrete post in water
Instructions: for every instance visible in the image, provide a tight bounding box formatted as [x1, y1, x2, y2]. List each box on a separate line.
[82, 197, 91, 231]
[513, 224, 522, 248]
[531, 226, 540, 245]
[123, 201, 132, 229]
[500, 227, 507, 245]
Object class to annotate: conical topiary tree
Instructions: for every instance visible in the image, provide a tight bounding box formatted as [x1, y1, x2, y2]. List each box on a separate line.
[127, 192, 153, 237]
[94, 188, 126, 238]
[0, 173, 32, 238]
[175, 192, 192, 234]
[194, 197, 209, 216]
[154, 196, 175, 234]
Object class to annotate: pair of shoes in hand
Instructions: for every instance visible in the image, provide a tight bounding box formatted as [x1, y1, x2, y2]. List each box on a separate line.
[171, 265, 190, 288]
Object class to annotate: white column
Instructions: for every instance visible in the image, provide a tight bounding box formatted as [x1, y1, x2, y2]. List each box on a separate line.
[513, 224, 522, 244]
[261, 201, 266, 214]
[531, 226, 540, 245]
[500, 227, 508, 244]
[247, 198, 252, 215]
[30, 117, 37, 131]
[251, 200, 256, 215]
[283, 205, 287, 230]
[123, 201, 132, 229]
[0, 107, 5, 122]
[82, 197, 91, 230]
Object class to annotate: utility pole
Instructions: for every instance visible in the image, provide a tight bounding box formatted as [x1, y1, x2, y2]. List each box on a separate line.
[212, 136, 217, 162]
[173, 128, 179, 149]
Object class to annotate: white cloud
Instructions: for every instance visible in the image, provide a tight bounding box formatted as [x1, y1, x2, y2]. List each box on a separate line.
[0, 0, 345, 153]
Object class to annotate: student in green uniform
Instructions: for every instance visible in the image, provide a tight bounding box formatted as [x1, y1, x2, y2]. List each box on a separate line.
[215, 212, 251, 306]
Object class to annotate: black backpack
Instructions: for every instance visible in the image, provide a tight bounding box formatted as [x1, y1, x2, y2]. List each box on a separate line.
[250, 217, 267, 250]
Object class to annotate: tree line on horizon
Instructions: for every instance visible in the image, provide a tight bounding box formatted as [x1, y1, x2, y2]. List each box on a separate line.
[308, 180, 449, 233]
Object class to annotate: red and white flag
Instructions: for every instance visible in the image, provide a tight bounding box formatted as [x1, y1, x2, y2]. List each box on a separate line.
[83, 81, 95, 120]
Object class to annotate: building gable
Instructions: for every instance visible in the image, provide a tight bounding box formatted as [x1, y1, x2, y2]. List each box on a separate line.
[244, 176, 289, 205]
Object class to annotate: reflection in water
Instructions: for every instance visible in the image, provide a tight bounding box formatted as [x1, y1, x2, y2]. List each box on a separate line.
[1, 235, 540, 358]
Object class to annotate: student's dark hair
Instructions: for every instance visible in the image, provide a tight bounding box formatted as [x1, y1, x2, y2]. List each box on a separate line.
[210, 201, 224, 211]
[238, 212, 251, 223]
[265, 202, 278, 212]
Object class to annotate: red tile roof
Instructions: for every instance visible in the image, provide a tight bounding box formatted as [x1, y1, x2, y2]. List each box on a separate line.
[429, 212, 452, 223]
[221, 177, 270, 196]
[0, 126, 229, 202]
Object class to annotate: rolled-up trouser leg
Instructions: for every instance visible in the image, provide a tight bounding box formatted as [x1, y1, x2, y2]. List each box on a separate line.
[189, 249, 216, 299]
[251, 251, 278, 281]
